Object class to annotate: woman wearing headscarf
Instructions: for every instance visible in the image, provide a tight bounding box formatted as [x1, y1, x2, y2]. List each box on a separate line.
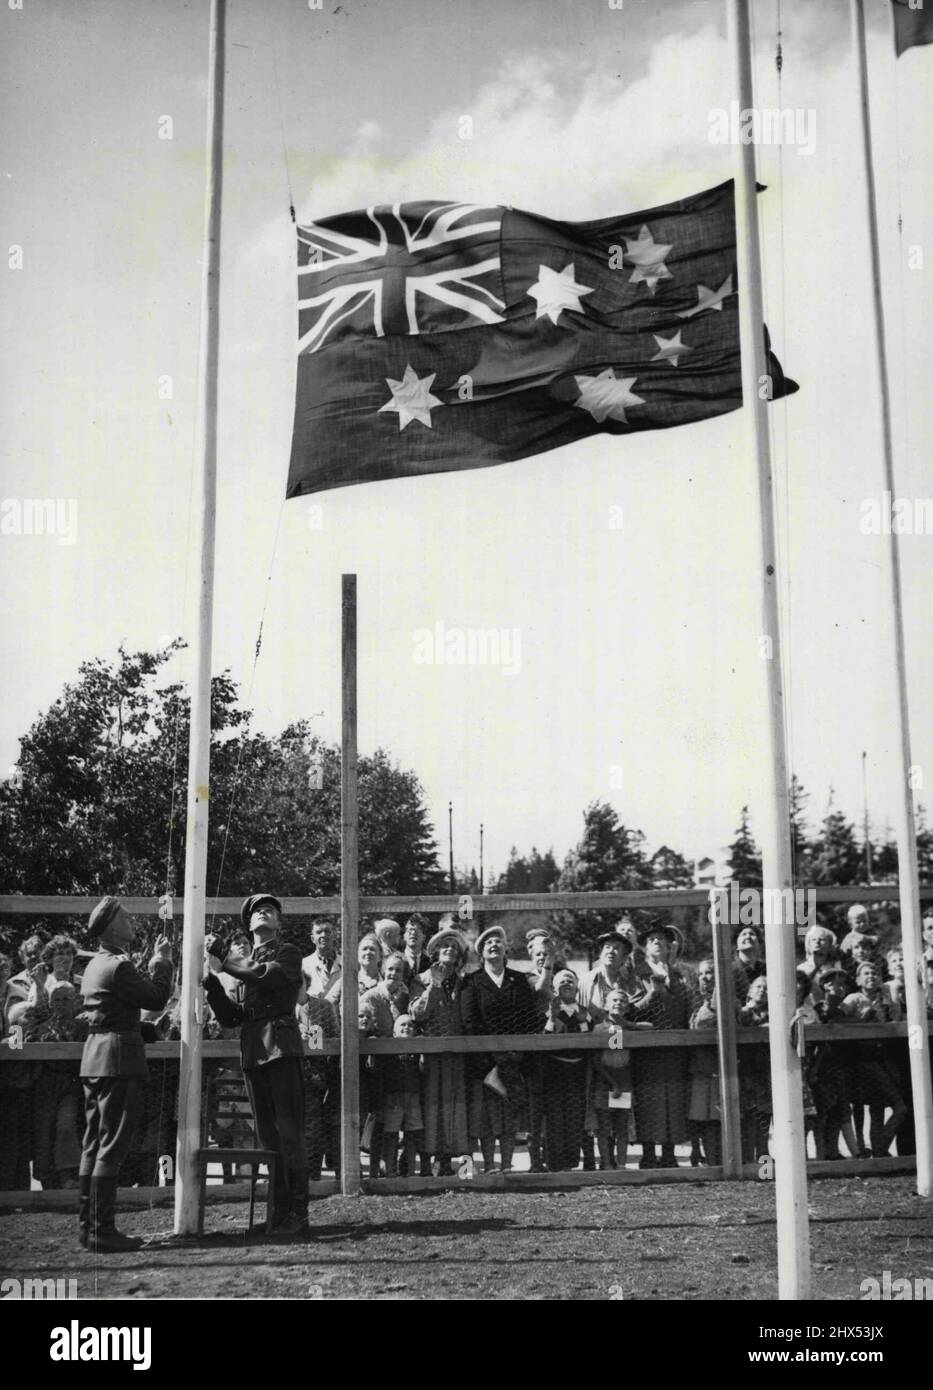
[629, 924, 691, 1168]
[409, 927, 471, 1176]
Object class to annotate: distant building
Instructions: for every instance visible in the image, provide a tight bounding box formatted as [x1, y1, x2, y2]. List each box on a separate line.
[694, 850, 732, 889]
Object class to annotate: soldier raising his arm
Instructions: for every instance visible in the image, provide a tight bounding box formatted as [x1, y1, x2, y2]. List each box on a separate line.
[204, 894, 309, 1238]
[79, 896, 174, 1253]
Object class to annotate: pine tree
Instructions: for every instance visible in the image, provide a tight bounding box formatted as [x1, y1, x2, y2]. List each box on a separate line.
[810, 806, 863, 885]
[728, 806, 762, 889]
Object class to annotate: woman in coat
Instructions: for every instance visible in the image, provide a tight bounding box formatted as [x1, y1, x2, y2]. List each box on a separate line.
[409, 927, 471, 1176]
[629, 924, 691, 1168]
[460, 926, 538, 1173]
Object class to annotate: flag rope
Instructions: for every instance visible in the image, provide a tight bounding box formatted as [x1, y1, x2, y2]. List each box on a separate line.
[209, 496, 287, 929]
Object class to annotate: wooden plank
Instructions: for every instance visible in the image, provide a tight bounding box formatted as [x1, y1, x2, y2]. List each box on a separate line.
[4, 883, 930, 916]
[1, 1020, 925, 1063]
[340, 574, 361, 1197]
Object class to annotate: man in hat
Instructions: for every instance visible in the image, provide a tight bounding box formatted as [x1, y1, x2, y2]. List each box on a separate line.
[78, 896, 174, 1252]
[204, 894, 308, 1237]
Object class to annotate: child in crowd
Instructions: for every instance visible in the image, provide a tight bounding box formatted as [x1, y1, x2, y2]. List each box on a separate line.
[737, 974, 772, 1163]
[381, 1015, 425, 1177]
[688, 960, 722, 1166]
[541, 968, 591, 1172]
[590, 988, 634, 1171]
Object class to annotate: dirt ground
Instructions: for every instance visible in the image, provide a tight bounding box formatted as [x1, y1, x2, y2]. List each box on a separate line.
[1, 1175, 931, 1301]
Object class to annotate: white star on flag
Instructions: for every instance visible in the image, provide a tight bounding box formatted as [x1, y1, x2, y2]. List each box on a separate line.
[378, 364, 442, 430]
[623, 225, 673, 294]
[677, 274, 734, 319]
[527, 263, 594, 325]
[650, 331, 691, 367]
[574, 369, 644, 425]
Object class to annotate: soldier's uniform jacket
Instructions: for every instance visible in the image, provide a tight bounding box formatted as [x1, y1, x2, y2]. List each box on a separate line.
[80, 948, 174, 1079]
[205, 940, 304, 1070]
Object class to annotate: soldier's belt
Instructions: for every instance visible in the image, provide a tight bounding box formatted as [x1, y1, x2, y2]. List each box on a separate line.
[243, 1004, 295, 1024]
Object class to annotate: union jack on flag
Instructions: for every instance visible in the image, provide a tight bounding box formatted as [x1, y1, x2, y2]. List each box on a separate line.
[287, 181, 797, 498]
[297, 202, 506, 353]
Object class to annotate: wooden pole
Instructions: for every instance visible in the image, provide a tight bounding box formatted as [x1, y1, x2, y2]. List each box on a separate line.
[852, 0, 933, 1195]
[711, 907, 742, 1176]
[174, 0, 225, 1236]
[340, 574, 361, 1196]
[726, 0, 810, 1298]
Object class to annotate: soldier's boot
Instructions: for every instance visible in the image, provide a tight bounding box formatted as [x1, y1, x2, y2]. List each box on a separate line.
[86, 1177, 143, 1253]
[288, 1166, 310, 1237]
[419, 1151, 433, 1177]
[77, 1174, 92, 1250]
[268, 1163, 294, 1236]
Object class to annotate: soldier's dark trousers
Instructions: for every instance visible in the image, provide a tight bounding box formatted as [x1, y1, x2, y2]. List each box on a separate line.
[80, 1079, 141, 1178]
[244, 1057, 307, 1218]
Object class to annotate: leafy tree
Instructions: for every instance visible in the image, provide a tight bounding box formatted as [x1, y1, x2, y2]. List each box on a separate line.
[0, 645, 445, 950]
[728, 806, 762, 889]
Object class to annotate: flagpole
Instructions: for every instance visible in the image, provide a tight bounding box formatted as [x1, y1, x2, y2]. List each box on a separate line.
[726, 0, 810, 1299]
[174, 0, 225, 1234]
[340, 574, 361, 1196]
[851, 0, 933, 1196]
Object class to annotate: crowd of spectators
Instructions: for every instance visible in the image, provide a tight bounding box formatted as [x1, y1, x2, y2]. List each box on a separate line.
[1, 904, 932, 1187]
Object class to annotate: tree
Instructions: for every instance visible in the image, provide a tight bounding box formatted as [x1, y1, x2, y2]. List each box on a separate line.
[553, 801, 653, 955]
[810, 806, 863, 886]
[728, 806, 762, 889]
[788, 775, 812, 884]
[649, 845, 694, 888]
[0, 645, 445, 949]
[492, 846, 559, 895]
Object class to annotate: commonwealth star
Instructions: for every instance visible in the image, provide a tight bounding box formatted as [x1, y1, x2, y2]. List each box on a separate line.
[527, 263, 594, 326]
[378, 364, 442, 430]
[623, 225, 673, 294]
[574, 369, 644, 425]
[650, 331, 691, 367]
[677, 274, 734, 319]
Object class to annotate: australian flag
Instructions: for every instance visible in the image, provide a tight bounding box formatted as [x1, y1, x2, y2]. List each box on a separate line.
[286, 180, 797, 498]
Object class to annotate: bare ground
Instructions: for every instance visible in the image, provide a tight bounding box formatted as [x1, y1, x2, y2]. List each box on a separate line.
[1, 1176, 931, 1301]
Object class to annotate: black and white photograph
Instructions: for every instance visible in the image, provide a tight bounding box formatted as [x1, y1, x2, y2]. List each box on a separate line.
[1, 0, 932, 1338]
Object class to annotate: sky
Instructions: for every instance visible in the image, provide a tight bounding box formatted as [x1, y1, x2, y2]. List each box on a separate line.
[1, 0, 931, 885]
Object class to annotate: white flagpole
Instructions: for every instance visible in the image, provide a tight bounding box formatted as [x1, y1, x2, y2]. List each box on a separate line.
[851, 0, 933, 1195]
[174, 0, 226, 1235]
[726, 0, 810, 1298]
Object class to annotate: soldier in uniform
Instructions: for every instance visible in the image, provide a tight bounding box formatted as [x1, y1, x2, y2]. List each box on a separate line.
[79, 896, 174, 1252]
[204, 893, 308, 1237]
